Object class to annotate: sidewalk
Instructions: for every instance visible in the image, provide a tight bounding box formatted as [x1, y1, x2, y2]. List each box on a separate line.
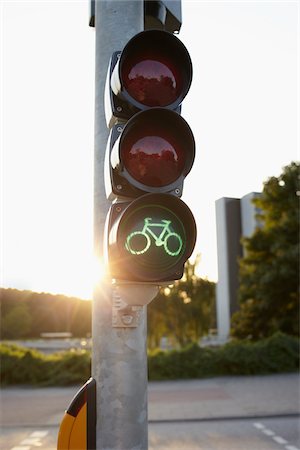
[0, 373, 299, 427]
[148, 373, 300, 421]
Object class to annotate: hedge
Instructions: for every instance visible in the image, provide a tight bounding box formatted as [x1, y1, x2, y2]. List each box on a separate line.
[148, 332, 299, 380]
[0, 344, 90, 386]
[0, 332, 298, 386]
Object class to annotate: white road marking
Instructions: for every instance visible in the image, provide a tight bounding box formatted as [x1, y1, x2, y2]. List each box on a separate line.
[10, 430, 49, 450]
[253, 421, 300, 450]
[20, 437, 42, 446]
[262, 428, 275, 436]
[273, 436, 289, 445]
[29, 431, 49, 438]
[11, 448, 30, 450]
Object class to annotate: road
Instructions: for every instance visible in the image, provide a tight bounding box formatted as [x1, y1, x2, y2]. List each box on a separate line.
[1, 416, 299, 450]
[1, 375, 299, 450]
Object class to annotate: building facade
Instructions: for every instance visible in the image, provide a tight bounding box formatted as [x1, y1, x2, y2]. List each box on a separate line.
[215, 192, 260, 341]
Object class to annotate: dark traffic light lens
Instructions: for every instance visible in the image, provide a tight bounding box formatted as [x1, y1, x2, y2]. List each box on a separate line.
[121, 128, 184, 188]
[118, 108, 195, 191]
[112, 30, 192, 111]
[122, 55, 181, 107]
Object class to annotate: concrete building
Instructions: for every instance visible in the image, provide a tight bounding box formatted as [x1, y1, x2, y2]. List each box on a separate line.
[215, 192, 261, 341]
[240, 192, 261, 241]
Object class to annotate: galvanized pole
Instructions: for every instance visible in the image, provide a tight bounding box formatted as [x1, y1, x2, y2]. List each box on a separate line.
[92, 1, 146, 450]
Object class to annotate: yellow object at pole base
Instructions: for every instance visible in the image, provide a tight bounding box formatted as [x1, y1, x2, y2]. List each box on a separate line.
[57, 378, 96, 450]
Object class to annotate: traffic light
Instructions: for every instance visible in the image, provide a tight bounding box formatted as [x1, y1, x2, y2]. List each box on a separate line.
[107, 193, 196, 282]
[105, 29, 192, 126]
[105, 107, 195, 199]
[104, 29, 196, 283]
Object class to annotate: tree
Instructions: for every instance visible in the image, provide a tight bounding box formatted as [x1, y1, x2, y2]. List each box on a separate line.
[0, 288, 91, 339]
[1, 303, 32, 339]
[147, 256, 216, 348]
[231, 162, 299, 339]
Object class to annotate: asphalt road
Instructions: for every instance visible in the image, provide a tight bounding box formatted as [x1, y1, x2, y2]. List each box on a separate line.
[1, 375, 299, 450]
[1, 416, 299, 450]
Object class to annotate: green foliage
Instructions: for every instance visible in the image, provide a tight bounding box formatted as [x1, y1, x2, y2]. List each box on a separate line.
[1, 303, 32, 339]
[148, 256, 216, 348]
[0, 343, 90, 386]
[232, 162, 299, 339]
[148, 343, 218, 380]
[0, 288, 91, 339]
[148, 332, 299, 380]
[215, 332, 299, 376]
[1, 263, 215, 346]
[0, 343, 49, 384]
[45, 351, 91, 385]
[2, 333, 297, 385]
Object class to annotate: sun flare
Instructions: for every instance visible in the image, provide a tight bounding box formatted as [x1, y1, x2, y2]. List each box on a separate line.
[59, 255, 108, 301]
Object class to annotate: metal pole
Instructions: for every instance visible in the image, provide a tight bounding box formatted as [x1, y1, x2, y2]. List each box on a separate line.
[92, 1, 146, 450]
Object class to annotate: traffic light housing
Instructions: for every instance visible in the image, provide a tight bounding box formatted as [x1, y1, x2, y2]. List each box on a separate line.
[105, 108, 195, 199]
[105, 29, 192, 127]
[144, 0, 182, 33]
[104, 29, 196, 283]
[106, 193, 196, 282]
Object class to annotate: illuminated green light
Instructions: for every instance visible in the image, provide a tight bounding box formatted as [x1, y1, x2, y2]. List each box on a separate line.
[125, 217, 183, 256]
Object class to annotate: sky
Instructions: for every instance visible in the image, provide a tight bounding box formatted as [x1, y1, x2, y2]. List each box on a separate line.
[1, 0, 298, 299]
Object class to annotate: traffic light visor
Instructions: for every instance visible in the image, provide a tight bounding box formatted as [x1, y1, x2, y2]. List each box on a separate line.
[111, 30, 192, 111]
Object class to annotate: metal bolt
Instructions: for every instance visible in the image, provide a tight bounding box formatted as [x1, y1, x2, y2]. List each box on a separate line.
[116, 106, 122, 112]
[122, 314, 133, 326]
[116, 206, 122, 212]
[117, 53, 121, 58]
[116, 184, 122, 190]
[175, 188, 180, 195]
[117, 126, 123, 133]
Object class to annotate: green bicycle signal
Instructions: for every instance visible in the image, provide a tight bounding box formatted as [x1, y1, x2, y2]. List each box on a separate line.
[125, 217, 183, 256]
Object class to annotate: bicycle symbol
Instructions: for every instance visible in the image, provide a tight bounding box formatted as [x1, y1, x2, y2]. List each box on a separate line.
[125, 217, 183, 256]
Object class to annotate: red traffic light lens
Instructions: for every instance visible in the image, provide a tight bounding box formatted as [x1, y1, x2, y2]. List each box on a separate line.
[122, 53, 182, 107]
[116, 108, 195, 191]
[122, 126, 184, 188]
[111, 30, 192, 111]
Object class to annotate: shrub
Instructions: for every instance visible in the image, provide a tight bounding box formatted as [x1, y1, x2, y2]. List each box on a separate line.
[1, 332, 298, 385]
[148, 332, 299, 380]
[0, 343, 90, 386]
[45, 351, 91, 386]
